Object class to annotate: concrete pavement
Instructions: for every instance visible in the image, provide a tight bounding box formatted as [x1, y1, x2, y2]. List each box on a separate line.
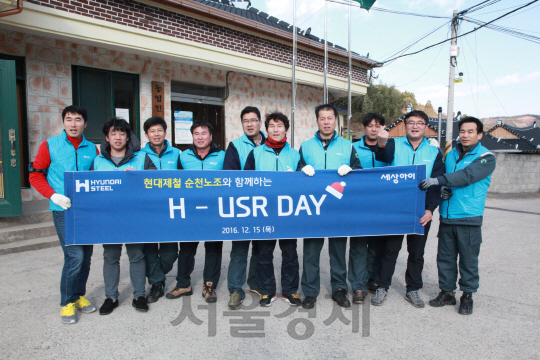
[1, 195, 539, 359]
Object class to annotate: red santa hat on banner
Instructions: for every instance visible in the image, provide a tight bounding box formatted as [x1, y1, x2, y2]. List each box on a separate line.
[326, 182, 346, 199]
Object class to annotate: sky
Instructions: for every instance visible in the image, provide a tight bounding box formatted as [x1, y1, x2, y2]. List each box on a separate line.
[252, 0, 540, 118]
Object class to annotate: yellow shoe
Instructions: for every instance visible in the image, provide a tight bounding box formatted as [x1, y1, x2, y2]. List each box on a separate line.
[60, 303, 77, 324]
[74, 296, 97, 314]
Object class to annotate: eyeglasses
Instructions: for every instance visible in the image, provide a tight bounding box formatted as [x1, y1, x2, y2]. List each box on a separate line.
[406, 121, 426, 127]
[242, 118, 260, 124]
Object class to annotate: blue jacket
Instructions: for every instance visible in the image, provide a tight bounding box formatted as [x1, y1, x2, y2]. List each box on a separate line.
[140, 140, 181, 170]
[298, 131, 360, 170]
[46, 131, 97, 211]
[352, 136, 389, 169]
[223, 132, 265, 170]
[179, 143, 225, 170]
[439, 142, 496, 225]
[244, 143, 300, 171]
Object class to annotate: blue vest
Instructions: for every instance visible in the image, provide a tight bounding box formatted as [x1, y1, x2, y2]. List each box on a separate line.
[440, 143, 493, 219]
[46, 131, 97, 211]
[352, 136, 389, 169]
[392, 137, 440, 177]
[300, 132, 352, 170]
[140, 140, 181, 170]
[92, 152, 147, 171]
[179, 149, 225, 170]
[231, 132, 264, 169]
[252, 143, 300, 172]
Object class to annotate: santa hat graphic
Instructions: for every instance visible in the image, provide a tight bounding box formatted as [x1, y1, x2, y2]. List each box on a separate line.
[326, 182, 346, 199]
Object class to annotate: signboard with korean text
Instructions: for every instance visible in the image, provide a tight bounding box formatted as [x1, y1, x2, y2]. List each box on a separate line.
[174, 111, 193, 144]
[64, 166, 426, 245]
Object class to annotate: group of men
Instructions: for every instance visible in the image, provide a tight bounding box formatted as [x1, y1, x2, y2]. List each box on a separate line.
[29, 103, 495, 325]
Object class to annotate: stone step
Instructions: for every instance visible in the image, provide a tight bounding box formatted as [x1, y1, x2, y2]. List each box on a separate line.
[0, 235, 59, 256]
[0, 221, 57, 245]
[0, 211, 53, 228]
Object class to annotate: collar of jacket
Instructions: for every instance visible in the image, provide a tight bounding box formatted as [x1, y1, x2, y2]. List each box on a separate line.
[61, 130, 89, 147]
[456, 141, 480, 158]
[243, 131, 266, 146]
[148, 140, 171, 157]
[188, 142, 222, 160]
[315, 130, 337, 147]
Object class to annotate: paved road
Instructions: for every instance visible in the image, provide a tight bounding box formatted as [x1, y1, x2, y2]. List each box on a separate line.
[1, 196, 539, 359]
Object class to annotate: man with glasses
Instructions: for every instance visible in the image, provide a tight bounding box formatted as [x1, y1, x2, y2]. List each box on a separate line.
[225, 106, 266, 309]
[371, 110, 444, 308]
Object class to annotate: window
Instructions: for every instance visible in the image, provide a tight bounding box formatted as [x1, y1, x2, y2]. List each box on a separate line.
[72, 66, 139, 143]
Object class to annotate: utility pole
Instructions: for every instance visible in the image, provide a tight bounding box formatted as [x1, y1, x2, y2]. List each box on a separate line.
[437, 106, 442, 147]
[347, 2, 352, 141]
[291, 0, 297, 148]
[445, 9, 459, 156]
[323, 0, 328, 103]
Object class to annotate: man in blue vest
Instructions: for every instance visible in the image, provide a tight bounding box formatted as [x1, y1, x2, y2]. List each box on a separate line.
[90, 118, 157, 315]
[140, 116, 181, 304]
[372, 110, 444, 308]
[225, 106, 266, 309]
[298, 103, 362, 309]
[350, 113, 389, 303]
[243, 111, 302, 307]
[29, 105, 99, 324]
[167, 120, 225, 303]
[420, 117, 496, 315]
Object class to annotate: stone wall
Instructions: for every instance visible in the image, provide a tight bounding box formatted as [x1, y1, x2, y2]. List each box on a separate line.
[489, 153, 540, 193]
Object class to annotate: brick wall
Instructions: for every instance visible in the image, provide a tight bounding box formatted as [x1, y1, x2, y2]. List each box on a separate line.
[489, 153, 540, 193]
[25, 0, 368, 83]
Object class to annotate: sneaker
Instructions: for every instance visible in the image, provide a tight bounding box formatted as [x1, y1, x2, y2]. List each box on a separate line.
[259, 294, 276, 307]
[249, 288, 262, 297]
[99, 298, 118, 316]
[302, 296, 317, 309]
[282, 293, 302, 306]
[147, 283, 165, 304]
[166, 285, 193, 299]
[458, 292, 473, 315]
[367, 284, 377, 294]
[132, 296, 149, 312]
[353, 290, 366, 304]
[60, 303, 78, 324]
[202, 282, 217, 303]
[429, 290, 456, 307]
[228, 290, 243, 310]
[74, 296, 97, 314]
[371, 287, 387, 306]
[332, 288, 351, 308]
[405, 290, 425, 308]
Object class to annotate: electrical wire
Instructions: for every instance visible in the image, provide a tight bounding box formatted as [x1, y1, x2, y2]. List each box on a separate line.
[326, 0, 451, 18]
[462, 16, 540, 44]
[462, 35, 509, 116]
[380, 0, 538, 64]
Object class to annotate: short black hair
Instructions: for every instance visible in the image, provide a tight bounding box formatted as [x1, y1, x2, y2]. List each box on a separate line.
[190, 120, 213, 135]
[62, 105, 88, 123]
[240, 106, 261, 121]
[102, 118, 132, 138]
[458, 116, 483, 134]
[315, 103, 339, 119]
[363, 113, 385, 127]
[144, 116, 167, 134]
[404, 110, 429, 124]
[264, 111, 290, 131]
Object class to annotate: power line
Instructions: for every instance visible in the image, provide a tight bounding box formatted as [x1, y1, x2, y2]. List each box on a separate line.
[381, 0, 539, 65]
[325, 0, 450, 18]
[462, 16, 540, 44]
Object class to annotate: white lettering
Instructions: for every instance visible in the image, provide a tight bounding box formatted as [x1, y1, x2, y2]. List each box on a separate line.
[295, 195, 312, 216]
[236, 197, 251, 217]
[309, 194, 326, 215]
[169, 198, 185, 219]
[252, 196, 268, 217]
[218, 197, 235, 218]
[278, 196, 293, 216]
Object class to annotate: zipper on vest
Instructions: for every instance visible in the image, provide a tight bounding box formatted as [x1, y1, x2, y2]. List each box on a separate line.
[275, 153, 279, 171]
[324, 149, 327, 169]
[446, 160, 460, 219]
[75, 150, 79, 171]
[371, 153, 375, 168]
